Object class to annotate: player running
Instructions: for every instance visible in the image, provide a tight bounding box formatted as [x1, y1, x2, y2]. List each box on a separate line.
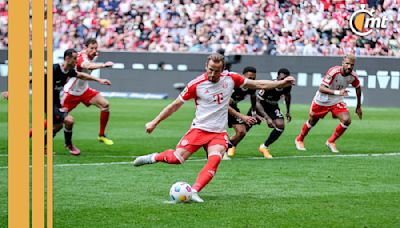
[254, 68, 292, 159]
[62, 38, 114, 146]
[133, 53, 295, 203]
[295, 54, 362, 153]
[225, 66, 258, 160]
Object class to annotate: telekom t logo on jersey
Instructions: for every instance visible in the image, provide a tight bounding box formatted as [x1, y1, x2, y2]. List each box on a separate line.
[213, 93, 224, 104]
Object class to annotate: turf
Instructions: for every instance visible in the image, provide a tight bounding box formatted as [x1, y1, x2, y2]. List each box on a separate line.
[1, 98, 400, 227]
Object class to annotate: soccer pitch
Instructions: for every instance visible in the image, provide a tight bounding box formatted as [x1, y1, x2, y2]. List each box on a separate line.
[1, 98, 400, 227]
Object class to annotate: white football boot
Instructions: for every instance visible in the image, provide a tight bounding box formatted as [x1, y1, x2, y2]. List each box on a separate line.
[191, 190, 204, 203]
[133, 153, 157, 166]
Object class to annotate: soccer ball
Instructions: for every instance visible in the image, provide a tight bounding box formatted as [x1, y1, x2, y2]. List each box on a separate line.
[169, 181, 192, 203]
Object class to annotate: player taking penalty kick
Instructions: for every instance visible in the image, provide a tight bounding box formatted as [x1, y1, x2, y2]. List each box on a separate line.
[295, 54, 362, 153]
[133, 53, 295, 203]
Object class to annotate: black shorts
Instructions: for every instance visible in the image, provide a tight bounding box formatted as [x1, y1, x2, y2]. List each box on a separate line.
[228, 105, 246, 128]
[254, 102, 284, 120]
[52, 105, 68, 124]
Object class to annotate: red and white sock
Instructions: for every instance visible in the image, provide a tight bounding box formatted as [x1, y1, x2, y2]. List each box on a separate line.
[99, 111, 109, 136]
[192, 151, 222, 192]
[297, 121, 313, 142]
[155, 149, 184, 164]
[328, 123, 348, 143]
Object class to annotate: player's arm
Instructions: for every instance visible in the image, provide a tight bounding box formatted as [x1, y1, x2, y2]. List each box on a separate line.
[250, 93, 257, 114]
[355, 86, 362, 119]
[228, 106, 257, 125]
[255, 99, 275, 128]
[80, 61, 113, 70]
[145, 98, 184, 134]
[244, 76, 295, 90]
[76, 72, 111, 86]
[284, 93, 292, 122]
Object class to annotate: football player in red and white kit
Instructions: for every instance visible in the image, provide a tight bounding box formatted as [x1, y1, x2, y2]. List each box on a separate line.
[133, 53, 295, 202]
[62, 38, 114, 146]
[295, 54, 362, 153]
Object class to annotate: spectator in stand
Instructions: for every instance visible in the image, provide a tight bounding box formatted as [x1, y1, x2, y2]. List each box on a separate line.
[0, 0, 398, 56]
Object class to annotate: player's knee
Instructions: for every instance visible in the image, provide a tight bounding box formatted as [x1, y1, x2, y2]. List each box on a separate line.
[342, 118, 351, 126]
[275, 122, 285, 129]
[101, 102, 110, 112]
[64, 115, 74, 126]
[237, 129, 247, 138]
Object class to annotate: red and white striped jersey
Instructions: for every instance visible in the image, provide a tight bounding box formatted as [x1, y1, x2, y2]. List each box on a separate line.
[180, 70, 247, 133]
[314, 65, 360, 106]
[64, 51, 97, 96]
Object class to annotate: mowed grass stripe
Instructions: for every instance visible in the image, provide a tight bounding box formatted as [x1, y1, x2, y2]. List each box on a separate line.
[0, 152, 400, 169]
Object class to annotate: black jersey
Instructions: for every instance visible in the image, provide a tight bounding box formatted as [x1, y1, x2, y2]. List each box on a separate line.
[230, 87, 255, 105]
[257, 86, 291, 104]
[46, 63, 78, 107]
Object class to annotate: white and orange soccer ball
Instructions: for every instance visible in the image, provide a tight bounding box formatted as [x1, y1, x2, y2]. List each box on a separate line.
[169, 181, 192, 203]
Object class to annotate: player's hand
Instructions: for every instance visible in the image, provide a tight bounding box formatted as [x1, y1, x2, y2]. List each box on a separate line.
[255, 114, 264, 122]
[266, 118, 275, 128]
[340, 89, 349, 96]
[103, 61, 114, 67]
[1, 91, 8, 100]
[286, 112, 292, 123]
[145, 121, 158, 134]
[355, 107, 362, 120]
[242, 115, 257, 125]
[282, 76, 296, 87]
[98, 79, 112, 86]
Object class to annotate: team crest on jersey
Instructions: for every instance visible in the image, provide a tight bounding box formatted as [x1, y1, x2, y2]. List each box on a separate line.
[180, 139, 189, 146]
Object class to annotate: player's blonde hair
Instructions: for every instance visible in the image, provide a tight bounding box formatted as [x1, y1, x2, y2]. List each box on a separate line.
[344, 54, 356, 61]
[207, 53, 225, 66]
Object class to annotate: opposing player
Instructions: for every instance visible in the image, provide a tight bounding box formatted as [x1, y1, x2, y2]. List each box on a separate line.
[254, 68, 292, 159]
[225, 66, 258, 159]
[133, 53, 295, 203]
[11, 49, 111, 154]
[62, 38, 114, 146]
[295, 54, 362, 153]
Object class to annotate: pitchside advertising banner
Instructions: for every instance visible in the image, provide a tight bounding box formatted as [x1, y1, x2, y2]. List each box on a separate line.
[0, 49, 399, 107]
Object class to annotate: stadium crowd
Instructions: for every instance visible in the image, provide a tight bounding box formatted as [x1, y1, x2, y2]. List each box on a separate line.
[0, 0, 399, 56]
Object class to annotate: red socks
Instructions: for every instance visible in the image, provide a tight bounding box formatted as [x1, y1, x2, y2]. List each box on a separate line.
[155, 149, 183, 164]
[99, 111, 109, 136]
[328, 123, 348, 143]
[297, 121, 312, 141]
[192, 152, 222, 192]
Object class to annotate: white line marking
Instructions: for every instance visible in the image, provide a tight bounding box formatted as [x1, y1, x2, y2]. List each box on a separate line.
[0, 152, 399, 169]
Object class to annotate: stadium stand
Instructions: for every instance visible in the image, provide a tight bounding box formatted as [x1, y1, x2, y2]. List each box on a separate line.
[0, 0, 399, 56]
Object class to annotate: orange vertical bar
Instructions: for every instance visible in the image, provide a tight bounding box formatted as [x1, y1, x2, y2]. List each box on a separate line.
[8, 0, 30, 227]
[32, 0, 45, 227]
[46, 0, 54, 226]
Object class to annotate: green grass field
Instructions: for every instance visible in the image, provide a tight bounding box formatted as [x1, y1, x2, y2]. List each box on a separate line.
[1, 98, 400, 227]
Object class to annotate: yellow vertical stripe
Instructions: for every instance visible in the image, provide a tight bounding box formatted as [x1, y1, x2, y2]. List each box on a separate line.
[47, 0, 54, 226]
[8, 0, 30, 227]
[32, 0, 45, 227]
